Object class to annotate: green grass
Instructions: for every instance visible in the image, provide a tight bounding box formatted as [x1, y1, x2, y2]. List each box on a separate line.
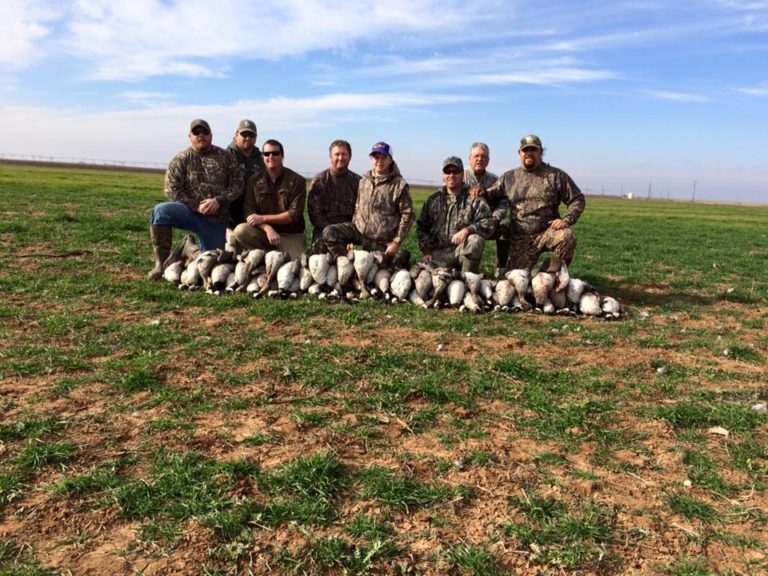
[0, 163, 766, 574]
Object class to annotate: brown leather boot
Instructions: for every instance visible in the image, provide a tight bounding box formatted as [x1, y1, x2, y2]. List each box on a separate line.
[147, 225, 173, 280]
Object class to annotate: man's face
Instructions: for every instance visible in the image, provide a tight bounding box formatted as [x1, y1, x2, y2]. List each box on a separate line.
[370, 153, 393, 176]
[442, 164, 464, 192]
[262, 144, 284, 171]
[469, 147, 489, 173]
[330, 145, 351, 173]
[189, 126, 213, 152]
[519, 146, 542, 171]
[235, 130, 256, 153]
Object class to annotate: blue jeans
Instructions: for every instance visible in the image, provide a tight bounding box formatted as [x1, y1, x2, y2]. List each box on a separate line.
[150, 202, 227, 252]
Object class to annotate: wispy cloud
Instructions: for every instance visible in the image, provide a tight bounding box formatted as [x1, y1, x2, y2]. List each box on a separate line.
[0, 1, 60, 67]
[733, 81, 768, 96]
[643, 90, 710, 102]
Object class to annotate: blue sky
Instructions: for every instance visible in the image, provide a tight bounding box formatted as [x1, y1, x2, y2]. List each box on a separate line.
[2, 0, 767, 203]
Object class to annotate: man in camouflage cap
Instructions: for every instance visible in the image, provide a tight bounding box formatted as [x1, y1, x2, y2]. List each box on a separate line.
[323, 141, 414, 263]
[485, 135, 585, 274]
[417, 156, 494, 273]
[226, 119, 265, 240]
[147, 119, 243, 280]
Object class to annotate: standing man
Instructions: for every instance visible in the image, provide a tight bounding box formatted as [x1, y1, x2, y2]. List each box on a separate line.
[323, 141, 414, 262]
[486, 135, 585, 273]
[307, 140, 361, 253]
[147, 118, 242, 279]
[227, 119, 265, 241]
[233, 139, 307, 260]
[417, 157, 494, 273]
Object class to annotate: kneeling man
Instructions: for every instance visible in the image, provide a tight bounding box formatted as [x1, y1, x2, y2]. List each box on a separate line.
[416, 156, 494, 273]
[233, 139, 306, 260]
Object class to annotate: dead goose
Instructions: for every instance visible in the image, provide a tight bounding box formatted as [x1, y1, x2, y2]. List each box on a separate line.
[390, 268, 413, 302]
[408, 288, 426, 307]
[163, 260, 185, 284]
[579, 291, 602, 316]
[272, 258, 301, 298]
[179, 258, 202, 290]
[601, 295, 622, 319]
[298, 254, 314, 292]
[255, 250, 288, 298]
[566, 278, 591, 312]
[414, 268, 434, 301]
[308, 252, 332, 285]
[196, 250, 220, 290]
[336, 254, 355, 287]
[352, 250, 376, 299]
[462, 271, 483, 308]
[423, 267, 453, 309]
[531, 271, 555, 314]
[371, 268, 391, 299]
[447, 278, 466, 308]
[243, 248, 266, 268]
[209, 262, 235, 293]
[460, 290, 482, 313]
[493, 279, 515, 310]
[506, 269, 532, 311]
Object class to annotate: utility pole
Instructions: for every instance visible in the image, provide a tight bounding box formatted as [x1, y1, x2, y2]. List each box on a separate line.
[692, 180, 697, 202]
[647, 181, 652, 200]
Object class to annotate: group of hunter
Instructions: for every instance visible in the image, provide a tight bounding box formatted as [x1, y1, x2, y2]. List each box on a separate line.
[147, 118, 586, 280]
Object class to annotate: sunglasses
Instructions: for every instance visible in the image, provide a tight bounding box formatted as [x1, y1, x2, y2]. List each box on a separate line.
[192, 128, 210, 136]
[262, 151, 281, 157]
[443, 168, 462, 175]
[239, 132, 256, 139]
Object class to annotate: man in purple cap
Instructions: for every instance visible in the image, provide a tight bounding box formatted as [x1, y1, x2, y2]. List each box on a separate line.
[323, 141, 414, 262]
[147, 119, 243, 280]
[485, 134, 585, 275]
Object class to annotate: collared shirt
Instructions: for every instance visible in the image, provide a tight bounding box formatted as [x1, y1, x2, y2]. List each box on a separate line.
[244, 167, 306, 234]
[308, 167, 361, 233]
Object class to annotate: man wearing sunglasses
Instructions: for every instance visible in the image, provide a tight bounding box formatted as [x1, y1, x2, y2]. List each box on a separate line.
[416, 156, 494, 273]
[147, 118, 243, 280]
[233, 139, 307, 260]
[485, 135, 585, 275]
[227, 119, 265, 242]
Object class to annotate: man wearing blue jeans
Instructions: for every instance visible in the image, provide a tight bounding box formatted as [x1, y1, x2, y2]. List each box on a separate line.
[148, 119, 243, 279]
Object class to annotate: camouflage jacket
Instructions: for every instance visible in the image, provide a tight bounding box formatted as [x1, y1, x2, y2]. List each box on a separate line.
[227, 140, 265, 186]
[463, 169, 498, 191]
[307, 167, 361, 236]
[487, 163, 585, 236]
[164, 145, 243, 223]
[244, 167, 306, 234]
[352, 162, 414, 244]
[416, 185, 494, 254]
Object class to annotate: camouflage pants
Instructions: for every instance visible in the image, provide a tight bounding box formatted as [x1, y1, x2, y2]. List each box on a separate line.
[505, 226, 577, 271]
[428, 234, 486, 270]
[322, 222, 388, 255]
[233, 223, 307, 261]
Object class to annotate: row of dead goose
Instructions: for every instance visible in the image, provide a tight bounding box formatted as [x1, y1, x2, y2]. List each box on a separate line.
[161, 247, 623, 318]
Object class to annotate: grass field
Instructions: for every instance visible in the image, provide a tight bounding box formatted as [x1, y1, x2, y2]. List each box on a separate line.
[1, 163, 767, 575]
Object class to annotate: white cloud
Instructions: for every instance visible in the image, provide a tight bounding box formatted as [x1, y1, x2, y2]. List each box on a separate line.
[644, 90, 710, 102]
[733, 82, 768, 96]
[0, 1, 61, 67]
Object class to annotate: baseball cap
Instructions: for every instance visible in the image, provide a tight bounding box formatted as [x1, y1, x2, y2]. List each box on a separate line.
[237, 119, 257, 135]
[190, 119, 211, 133]
[442, 156, 464, 171]
[369, 141, 392, 156]
[519, 135, 542, 150]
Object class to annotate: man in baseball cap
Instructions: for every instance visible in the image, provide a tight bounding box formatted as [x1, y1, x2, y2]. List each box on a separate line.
[484, 134, 585, 277]
[416, 156, 494, 273]
[226, 119, 265, 247]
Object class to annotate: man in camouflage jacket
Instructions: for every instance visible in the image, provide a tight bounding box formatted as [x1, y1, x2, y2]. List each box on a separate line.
[226, 119, 265, 231]
[323, 142, 414, 262]
[486, 135, 585, 273]
[147, 118, 243, 279]
[417, 156, 494, 273]
[307, 140, 361, 253]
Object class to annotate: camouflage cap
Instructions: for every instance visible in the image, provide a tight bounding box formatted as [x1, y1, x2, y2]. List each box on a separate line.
[237, 119, 257, 135]
[519, 134, 542, 150]
[442, 156, 464, 172]
[369, 141, 392, 156]
[190, 118, 211, 132]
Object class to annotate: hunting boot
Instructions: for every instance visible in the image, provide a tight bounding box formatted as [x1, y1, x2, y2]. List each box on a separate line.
[147, 225, 173, 280]
[461, 256, 481, 274]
